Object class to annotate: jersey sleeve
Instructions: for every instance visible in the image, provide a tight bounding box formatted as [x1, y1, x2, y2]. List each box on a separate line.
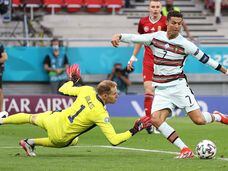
[184, 39, 199, 56]
[121, 33, 154, 46]
[184, 40, 219, 70]
[58, 81, 82, 96]
[95, 111, 132, 146]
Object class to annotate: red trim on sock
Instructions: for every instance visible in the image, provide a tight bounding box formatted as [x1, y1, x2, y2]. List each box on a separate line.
[144, 93, 154, 117]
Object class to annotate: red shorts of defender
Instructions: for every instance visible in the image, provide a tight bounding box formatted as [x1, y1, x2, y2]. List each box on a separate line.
[142, 47, 154, 82]
[143, 61, 154, 82]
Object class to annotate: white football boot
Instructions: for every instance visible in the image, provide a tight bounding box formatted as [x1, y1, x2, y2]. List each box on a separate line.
[19, 139, 36, 157]
[0, 111, 8, 119]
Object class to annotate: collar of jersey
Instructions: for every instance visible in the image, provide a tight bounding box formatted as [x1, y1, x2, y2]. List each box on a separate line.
[96, 94, 105, 106]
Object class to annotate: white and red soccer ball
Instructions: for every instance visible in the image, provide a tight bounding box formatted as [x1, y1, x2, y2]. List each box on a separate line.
[196, 140, 217, 159]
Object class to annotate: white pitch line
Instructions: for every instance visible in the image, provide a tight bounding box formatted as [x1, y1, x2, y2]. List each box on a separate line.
[74, 145, 179, 155]
[72, 145, 228, 162]
[1, 145, 228, 161]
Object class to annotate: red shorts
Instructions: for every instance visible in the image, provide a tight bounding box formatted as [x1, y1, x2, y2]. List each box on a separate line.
[143, 48, 154, 82]
[143, 61, 154, 82]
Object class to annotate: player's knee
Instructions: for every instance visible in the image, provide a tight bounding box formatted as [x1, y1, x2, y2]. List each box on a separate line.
[151, 112, 163, 127]
[145, 88, 154, 95]
[144, 85, 153, 93]
[192, 117, 206, 125]
[143, 83, 154, 95]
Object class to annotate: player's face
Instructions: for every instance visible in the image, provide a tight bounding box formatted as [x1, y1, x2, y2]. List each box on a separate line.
[149, 1, 162, 18]
[167, 17, 183, 37]
[106, 87, 118, 104]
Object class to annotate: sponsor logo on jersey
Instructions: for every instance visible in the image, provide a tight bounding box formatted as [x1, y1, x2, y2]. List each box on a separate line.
[151, 27, 155, 32]
[144, 26, 149, 32]
[164, 44, 170, 49]
[104, 117, 110, 123]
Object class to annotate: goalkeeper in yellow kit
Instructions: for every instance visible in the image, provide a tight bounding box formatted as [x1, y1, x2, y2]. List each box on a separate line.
[0, 64, 151, 157]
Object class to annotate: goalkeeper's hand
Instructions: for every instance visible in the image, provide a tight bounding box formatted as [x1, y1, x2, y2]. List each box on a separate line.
[130, 116, 152, 136]
[66, 64, 81, 84]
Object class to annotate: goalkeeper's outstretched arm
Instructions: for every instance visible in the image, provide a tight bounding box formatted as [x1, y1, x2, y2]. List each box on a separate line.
[96, 116, 151, 146]
[58, 81, 81, 96]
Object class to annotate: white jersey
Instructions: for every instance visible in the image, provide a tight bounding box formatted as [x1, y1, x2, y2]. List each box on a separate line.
[121, 31, 219, 86]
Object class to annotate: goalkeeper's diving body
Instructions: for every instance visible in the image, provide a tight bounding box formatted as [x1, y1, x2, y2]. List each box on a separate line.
[0, 64, 151, 156]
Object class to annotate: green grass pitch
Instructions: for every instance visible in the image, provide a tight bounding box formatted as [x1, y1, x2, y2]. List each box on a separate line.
[0, 117, 228, 171]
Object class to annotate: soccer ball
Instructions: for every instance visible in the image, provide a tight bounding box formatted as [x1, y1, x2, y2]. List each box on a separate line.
[196, 140, 217, 159]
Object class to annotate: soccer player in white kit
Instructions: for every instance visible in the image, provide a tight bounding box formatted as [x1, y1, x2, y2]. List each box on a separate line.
[111, 11, 228, 159]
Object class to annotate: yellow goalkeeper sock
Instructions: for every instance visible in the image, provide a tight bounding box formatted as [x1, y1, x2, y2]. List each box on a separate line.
[33, 138, 56, 147]
[2, 113, 32, 124]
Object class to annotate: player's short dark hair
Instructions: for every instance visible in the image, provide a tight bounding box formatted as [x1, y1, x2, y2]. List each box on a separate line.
[167, 11, 183, 21]
[97, 80, 117, 95]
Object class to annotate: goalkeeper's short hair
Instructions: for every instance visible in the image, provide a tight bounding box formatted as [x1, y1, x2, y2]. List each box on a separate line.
[97, 80, 117, 95]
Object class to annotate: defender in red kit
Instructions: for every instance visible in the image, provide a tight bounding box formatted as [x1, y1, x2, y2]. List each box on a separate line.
[128, 0, 166, 134]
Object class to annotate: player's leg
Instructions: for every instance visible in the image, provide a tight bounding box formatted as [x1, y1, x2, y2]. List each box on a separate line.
[144, 81, 154, 116]
[151, 86, 193, 158]
[143, 63, 154, 117]
[31, 111, 53, 129]
[0, 112, 33, 125]
[0, 111, 52, 128]
[188, 109, 211, 125]
[143, 62, 155, 134]
[19, 137, 57, 157]
[188, 109, 228, 125]
[177, 81, 228, 125]
[151, 109, 193, 158]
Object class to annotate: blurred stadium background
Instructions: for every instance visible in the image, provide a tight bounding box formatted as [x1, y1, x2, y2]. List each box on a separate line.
[0, 0, 227, 116]
[0, 0, 228, 165]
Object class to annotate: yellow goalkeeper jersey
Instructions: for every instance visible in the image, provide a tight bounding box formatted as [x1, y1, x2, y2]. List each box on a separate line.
[45, 81, 132, 146]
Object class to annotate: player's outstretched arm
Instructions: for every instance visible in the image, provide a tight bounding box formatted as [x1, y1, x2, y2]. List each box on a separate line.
[187, 42, 228, 75]
[58, 81, 81, 96]
[217, 65, 228, 75]
[111, 33, 154, 47]
[58, 64, 82, 96]
[111, 34, 122, 47]
[97, 115, 151, 146]
[195, 52, 228, 75]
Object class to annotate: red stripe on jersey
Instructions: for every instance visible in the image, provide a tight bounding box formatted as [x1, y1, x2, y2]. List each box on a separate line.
[153, 73, 185, 83]
[154, 55, 183, 66]
[152, 38, 185, 55]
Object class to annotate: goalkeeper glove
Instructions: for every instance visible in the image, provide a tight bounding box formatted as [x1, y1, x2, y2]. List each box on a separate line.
[129, 116, 152, 136]
[66, 64, 81, 84]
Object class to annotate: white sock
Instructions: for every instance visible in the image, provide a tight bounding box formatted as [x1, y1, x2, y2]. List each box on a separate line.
[158, 122, 187, 150]
[173, 138, 187, 150]
[0, 119, 3, 124]
[27, 139, 35, 146]
[157, 122, 174, 137]
[213, 114, 222, 122]
[202, 112, 213, 123]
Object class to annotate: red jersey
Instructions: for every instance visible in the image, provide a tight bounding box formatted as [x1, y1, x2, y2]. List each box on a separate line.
[138, 16, 167, 64]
